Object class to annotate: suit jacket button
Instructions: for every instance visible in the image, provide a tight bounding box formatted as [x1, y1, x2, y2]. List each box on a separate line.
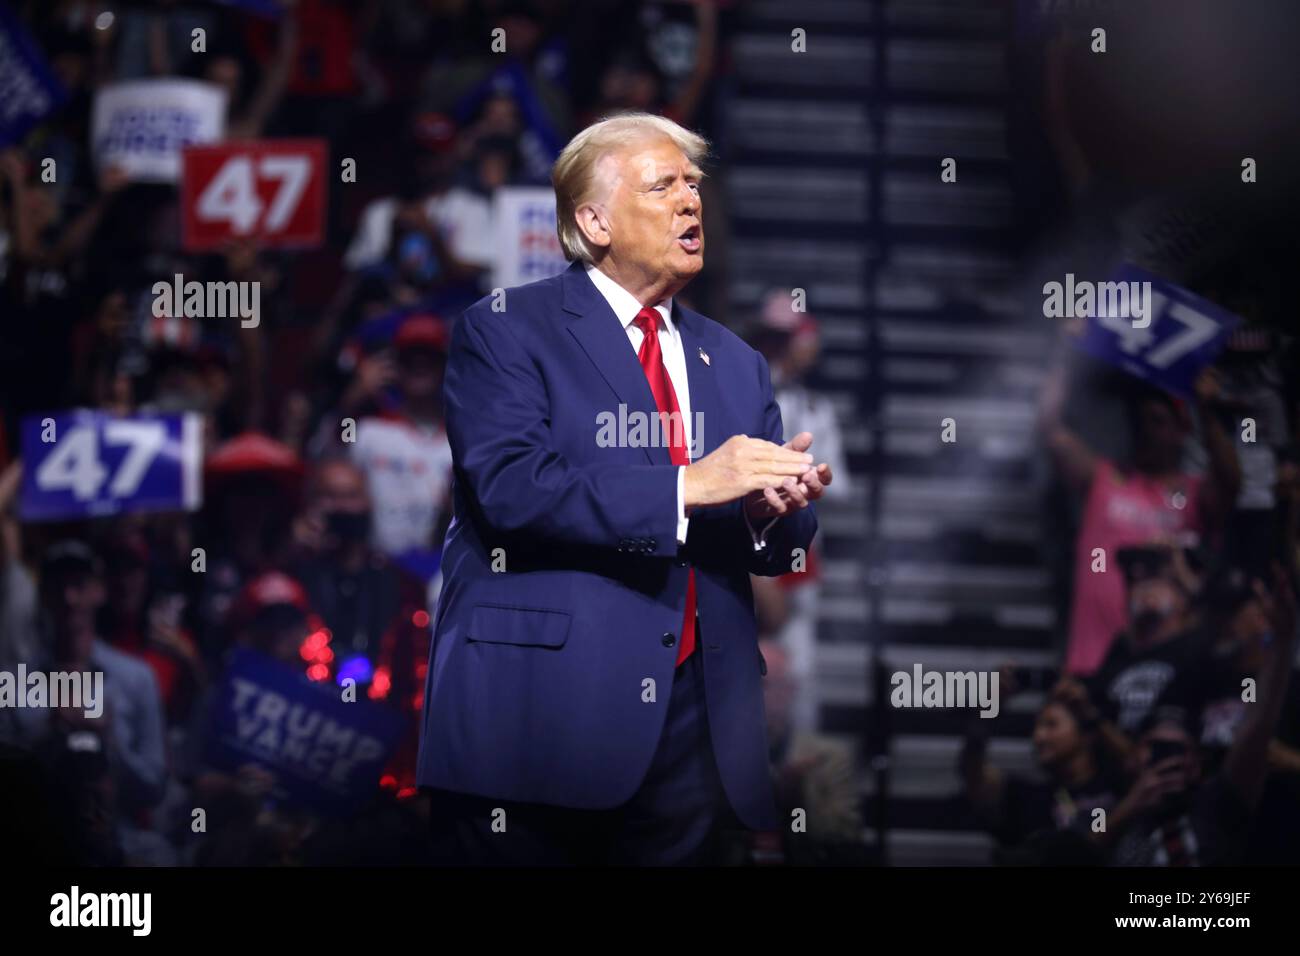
[661, 632, 676, 647]
[647, 538, 657, 549]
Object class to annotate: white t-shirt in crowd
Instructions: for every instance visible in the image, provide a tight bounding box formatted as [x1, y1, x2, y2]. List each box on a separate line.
[344, 188, 495, 274]
[350, 415, 455, 556]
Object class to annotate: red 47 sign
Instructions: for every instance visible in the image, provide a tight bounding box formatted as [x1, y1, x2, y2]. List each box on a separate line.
[181, 139, 327, 251]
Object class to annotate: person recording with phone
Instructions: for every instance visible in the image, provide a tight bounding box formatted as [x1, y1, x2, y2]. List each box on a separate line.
[1105, 565, 1296, 866]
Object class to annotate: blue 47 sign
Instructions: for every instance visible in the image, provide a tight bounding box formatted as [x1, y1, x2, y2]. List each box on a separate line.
[1077, 264, 1241, 398]
[20, 411, 203, 521]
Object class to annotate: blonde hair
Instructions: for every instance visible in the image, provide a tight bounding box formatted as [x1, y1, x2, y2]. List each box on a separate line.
[551, 112, 709, 263]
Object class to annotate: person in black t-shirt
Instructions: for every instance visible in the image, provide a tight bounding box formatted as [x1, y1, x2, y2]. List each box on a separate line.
[1084, 546, 1216, 745]
[1106, 567, 1297, 866]
[961, 693, 1122, 864]
[1194, 567, 1288, 768]
[1193, 566, 1300, 862]
[1108, 705, 1246, 866]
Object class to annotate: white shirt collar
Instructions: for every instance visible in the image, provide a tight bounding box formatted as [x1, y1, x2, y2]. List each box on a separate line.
[584, 263, 675, 337]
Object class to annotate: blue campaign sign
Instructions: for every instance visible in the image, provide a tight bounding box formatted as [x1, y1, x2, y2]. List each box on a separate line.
[0, 4, 67, 146]
[19, 410, 203, 522]
[204, 648, 408, 813]
[1075, 263, 1241, 398]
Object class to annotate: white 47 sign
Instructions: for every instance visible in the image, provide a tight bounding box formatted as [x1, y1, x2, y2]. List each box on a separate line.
[36, 420, 166, 501]
[1096, 295, 1221, 369]
[197, 154, 312, 234]
[181, 140, 326, 251]
[20, 412, 203, 521]
[1080, 265, 1239, 398]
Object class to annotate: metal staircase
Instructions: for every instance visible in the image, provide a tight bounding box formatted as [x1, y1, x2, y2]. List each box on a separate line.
[725, 0, 1055, 864]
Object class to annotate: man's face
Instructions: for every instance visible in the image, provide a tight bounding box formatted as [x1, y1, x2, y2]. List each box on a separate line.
[592, 138, 703, 293]
[398, 349, 444, 401]
[1137, 400, 1186, 461]
[45, 570, 105, 647]
[1140, 723, 1201, 801]
[309, 461, 372, 551]
[313, 461, 370, 515]
[1128, 576, 1186, 642]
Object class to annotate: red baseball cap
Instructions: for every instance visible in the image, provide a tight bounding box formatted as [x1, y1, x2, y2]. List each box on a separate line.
[237, 571, 310, 615]
[394, 314, 449, 353]
[759, 289, 818, 341]
[205, 432, 305, 497]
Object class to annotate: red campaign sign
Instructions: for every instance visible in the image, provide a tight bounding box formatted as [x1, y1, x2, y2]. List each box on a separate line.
[180, 139, 327, 251]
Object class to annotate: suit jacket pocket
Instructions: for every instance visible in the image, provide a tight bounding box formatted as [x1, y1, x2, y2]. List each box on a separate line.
[467, 603, 572, 648]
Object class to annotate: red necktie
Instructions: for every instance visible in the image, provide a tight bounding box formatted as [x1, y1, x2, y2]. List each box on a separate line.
[633, 307, 696, 666]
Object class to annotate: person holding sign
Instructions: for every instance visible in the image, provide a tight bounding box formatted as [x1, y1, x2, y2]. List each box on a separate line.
[1039, 333, 1241, 677]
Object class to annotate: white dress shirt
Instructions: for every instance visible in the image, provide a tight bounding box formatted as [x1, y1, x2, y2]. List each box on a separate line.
[585, 263, 778, 550]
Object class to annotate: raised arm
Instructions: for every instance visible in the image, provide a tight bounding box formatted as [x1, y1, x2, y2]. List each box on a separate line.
[1037, 348, 1098, 494]
[1191, 367, 1243, 532]
[1223, 568, 1298, 809]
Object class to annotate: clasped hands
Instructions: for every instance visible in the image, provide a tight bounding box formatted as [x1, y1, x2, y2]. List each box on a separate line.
[682, 431, 833, 521]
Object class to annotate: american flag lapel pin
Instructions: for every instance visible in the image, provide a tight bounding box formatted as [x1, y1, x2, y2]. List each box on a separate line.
[698, 347, 710, 366]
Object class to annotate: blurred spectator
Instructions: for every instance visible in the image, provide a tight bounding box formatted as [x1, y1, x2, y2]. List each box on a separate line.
[1077, 546, 1217, 747]
[1105, 569, 1296, 866]
[749, 290, 849, 734]
[289, 458, 432, 700]
[1040, 342, 1241, 675]
[176, 570, 316, 865]
[417, 1, 569, 184]
[342, 133, 495, 289]
[197, 433, 304, 655]
[1184, 327, 1292, 581]
[0, 0, 731, 870]
[759, 639, 865, 865]
[97, 527, 204, 726]
[961, 694, 1120, 865]
[1193, 567, 1295, 768]
[0, 460, 38, 671]
[4, 541, 168, 863]
[1195, 566, 1300, 862]
[341, 315, 454, 562]
[580, 1, 717, 128]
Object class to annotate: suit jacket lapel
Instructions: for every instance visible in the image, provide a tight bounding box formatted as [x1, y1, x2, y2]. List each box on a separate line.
[674, 302, 721, 464]
[563, 263, 669, 466]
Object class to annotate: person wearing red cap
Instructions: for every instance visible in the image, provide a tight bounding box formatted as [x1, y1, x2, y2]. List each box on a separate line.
[197, 433, 305, 658]
[226, 570, 320, 672]
[749, 289, 851, 735]
[348, 314, 455, 562]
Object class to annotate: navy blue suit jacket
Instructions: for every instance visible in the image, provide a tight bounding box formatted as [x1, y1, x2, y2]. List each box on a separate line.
[416, 261, 817, 830]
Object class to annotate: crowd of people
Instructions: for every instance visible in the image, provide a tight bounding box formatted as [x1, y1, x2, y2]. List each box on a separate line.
[0, 0, 852, 868]
[0, 0, 853, 866]
[960, 321, 1300, 866]
[5, 0, 1294, 870]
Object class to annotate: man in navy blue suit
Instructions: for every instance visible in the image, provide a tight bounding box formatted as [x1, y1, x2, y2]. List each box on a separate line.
[418, 113, 833, 864]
